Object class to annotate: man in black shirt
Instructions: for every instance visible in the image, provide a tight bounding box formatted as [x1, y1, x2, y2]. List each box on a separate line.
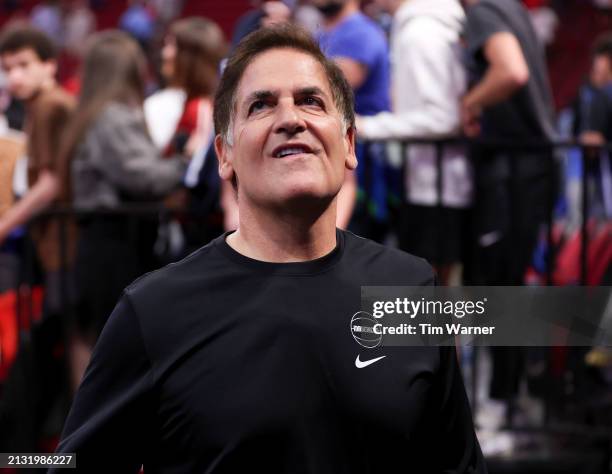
[462, 0, 556, 403]
[462, 0, 557, 286]
[52, 26, 486, 473]
[573, 33, 612, 146]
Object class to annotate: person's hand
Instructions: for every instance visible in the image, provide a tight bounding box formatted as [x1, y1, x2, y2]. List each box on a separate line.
[261, 1, 291, 27]
[579, 130, 605, 160]
[579, 130, 605, 147]
[461, 97, 482, 138]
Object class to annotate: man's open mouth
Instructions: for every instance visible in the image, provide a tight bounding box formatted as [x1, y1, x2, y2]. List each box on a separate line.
[272, 144, 314, 158]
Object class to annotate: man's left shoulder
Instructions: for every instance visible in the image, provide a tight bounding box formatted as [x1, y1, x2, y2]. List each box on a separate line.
[342, 231, 435, 285]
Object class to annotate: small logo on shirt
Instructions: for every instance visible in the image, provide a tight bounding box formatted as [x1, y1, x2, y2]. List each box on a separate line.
[350, 311, 382, 349]
[355, 354, 386, 368]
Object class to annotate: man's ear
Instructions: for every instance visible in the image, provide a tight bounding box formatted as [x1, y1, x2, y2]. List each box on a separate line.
[344, 125, 357, 171]
[215, 134, 235, 181]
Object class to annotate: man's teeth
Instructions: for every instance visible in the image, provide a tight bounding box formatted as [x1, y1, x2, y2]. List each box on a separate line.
[277, 147, 307, 157]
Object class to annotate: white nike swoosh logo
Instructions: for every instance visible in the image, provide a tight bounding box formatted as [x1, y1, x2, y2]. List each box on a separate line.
[355, 354, 386, 368]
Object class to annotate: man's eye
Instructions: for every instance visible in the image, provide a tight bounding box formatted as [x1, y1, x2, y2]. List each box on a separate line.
[301, 96, 323, 107]
[248, 100, 267, 114]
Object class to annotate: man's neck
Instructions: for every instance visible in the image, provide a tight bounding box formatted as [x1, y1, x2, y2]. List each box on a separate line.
[227, 199, 338, 263]
[324, 2, 359, 30]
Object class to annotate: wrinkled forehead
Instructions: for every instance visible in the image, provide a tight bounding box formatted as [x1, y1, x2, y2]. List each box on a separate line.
[233, 48, 334, 113]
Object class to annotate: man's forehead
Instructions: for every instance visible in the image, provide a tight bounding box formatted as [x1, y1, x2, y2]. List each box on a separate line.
[2, 48, 41, 63]
[235, 48, 333, 105]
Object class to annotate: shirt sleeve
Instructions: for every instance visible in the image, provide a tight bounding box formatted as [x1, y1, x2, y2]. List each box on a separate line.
[51, 293, 155, 473]
[95, 104, 187, 199]
[359, 27, 464, 139]
[429, 345, 488, 473]
[465, 3, 511, 58]
[30, 97, 72, 174]
[325, 25, 383, 70]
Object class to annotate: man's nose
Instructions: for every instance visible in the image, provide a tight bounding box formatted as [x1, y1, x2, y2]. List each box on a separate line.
[274, 103, 306, 136]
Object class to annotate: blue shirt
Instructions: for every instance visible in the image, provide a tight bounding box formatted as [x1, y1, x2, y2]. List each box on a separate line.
[318, 12, 391, 116]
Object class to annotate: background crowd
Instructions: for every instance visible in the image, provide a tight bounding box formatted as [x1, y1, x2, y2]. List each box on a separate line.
[0, 0, 610, 472]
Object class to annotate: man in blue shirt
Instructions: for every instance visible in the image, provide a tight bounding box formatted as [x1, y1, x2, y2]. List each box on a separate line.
[315, 0, 392, 239]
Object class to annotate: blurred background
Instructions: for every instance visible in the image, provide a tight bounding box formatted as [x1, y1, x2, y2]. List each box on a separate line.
[0, 0, 610, 472]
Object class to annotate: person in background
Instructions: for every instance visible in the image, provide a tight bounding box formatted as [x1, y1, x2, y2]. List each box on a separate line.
[462, 0, 557, 424]
[150, 0, 185, 26]
[145, 17, 225, 158]
[294, 0, 324, 35]
[314, 0, 388, 236]
[30, 0, 62, 47]
[568, 32, 612, 224]
[0, 23, 76, 456]
[573, 33, 612, 147]
[63, 0, 97, 59]
[231, 0, 292, 50]
[119, 0, 157, 54]
[57, 30, 187, 344]
[462, 0, 556, 285]
[144, 17, 228, 251]
[0, 24, 76, 313]
[356, 0, 471, 284]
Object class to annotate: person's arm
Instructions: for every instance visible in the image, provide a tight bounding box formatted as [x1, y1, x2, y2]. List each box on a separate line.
[0, 97, 70, 244]
[357, 29, 464, 140]
[97, 104, 187, 199]
[325, 25, 378, 90]
[0, 169, 58, 243]
[335, 169, 356, 229]
[462, 31, 529, 136]
[334, 57, 368, 90]
[51, 293, 154, 472]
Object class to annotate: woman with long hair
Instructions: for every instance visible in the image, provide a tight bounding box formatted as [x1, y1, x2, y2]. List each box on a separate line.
[146, 17, 225, 156]
[59, 30, 187, 343]
[145, 18, 230, 250]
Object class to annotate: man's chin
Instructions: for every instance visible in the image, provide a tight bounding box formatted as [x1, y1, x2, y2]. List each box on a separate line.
[12, 90, 33, 101]
[272, 189, 336, 214]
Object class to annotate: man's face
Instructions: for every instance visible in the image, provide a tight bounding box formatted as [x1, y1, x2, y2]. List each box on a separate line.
[216, 48, 356, 212]
[0, 48, 55, 101]
[591, 54, 612, 89]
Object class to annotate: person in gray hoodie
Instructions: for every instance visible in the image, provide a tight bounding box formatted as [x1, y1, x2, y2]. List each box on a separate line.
[356, 0, 471, 283]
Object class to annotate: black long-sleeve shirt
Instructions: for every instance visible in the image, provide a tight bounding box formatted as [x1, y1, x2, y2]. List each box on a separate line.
[53, 230, 486, 473]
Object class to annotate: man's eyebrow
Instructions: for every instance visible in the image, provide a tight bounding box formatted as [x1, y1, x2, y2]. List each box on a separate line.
[240, 86, 330, 110]
[242, 90, 277, 107]
[295, 86, 329, 100]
